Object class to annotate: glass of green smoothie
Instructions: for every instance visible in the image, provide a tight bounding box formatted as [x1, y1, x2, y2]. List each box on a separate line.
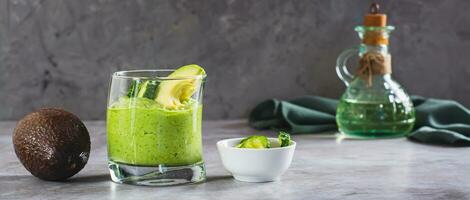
[106, 65, 206, 186]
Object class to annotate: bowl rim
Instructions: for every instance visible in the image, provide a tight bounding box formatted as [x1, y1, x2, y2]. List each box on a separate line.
[217, 137, 296, 151]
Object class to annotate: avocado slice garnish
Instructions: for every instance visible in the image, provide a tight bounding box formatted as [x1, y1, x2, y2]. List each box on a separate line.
[155, 64, 206, 109]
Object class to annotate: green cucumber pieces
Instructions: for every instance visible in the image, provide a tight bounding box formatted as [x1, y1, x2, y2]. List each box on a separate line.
[236, 135, 270, 149]
[236, 132, 292, 149]
[278, 131, 291, 147]
[127, 80, 142, 98]
[126, 80, 159, 99]
[137, 80, 159, 99]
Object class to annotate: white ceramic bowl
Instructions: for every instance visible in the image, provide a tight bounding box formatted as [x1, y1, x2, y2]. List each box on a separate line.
[216, 137, 296, 182]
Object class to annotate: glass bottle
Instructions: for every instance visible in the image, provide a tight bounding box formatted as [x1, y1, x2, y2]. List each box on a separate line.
[335, 3, 415, 138]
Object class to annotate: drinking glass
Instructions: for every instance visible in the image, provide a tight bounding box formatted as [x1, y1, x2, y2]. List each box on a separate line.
[107, 70, 206, 186]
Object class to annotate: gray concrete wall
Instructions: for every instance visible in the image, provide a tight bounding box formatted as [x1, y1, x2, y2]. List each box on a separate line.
[0, 0, 469, 120]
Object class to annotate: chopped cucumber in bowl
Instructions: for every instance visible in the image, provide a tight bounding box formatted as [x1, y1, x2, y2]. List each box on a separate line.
[236, 132, 292, 149]
[236, 135, 271, 149]
[278, 131, 291, 147]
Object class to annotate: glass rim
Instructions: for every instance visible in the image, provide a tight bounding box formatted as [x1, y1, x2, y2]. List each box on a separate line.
[112, 69, 207, 80]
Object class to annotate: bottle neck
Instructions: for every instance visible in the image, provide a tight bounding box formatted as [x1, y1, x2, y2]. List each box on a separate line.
[359, 44, 389, 55]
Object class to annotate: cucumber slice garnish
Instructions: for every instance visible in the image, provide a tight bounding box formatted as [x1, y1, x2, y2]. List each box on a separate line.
[236, 135, 270, 149]
[137, 80, 159, 99]
[127, 80, 142, 98]
[278, 131, 291, 147]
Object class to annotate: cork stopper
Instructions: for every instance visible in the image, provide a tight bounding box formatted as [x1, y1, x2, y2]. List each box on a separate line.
[362, 3, 389, 45]
[364, 3, 387, 27]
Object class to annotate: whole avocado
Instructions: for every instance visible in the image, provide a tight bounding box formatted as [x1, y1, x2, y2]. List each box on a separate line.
[13, 108, 90, 181]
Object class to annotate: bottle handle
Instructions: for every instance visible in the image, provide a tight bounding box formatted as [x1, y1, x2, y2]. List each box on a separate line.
[335, 48, 358, 86]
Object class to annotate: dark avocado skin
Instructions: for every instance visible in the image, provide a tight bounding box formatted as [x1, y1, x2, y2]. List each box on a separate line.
[13, 108, 90, 181]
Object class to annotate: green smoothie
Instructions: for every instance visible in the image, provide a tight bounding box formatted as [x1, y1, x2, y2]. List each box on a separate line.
[107, 97, 203, 166]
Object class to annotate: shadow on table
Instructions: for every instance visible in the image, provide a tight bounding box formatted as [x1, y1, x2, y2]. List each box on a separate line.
[205, 175, 232, 183]
[0, 174, 110, 184]
[68, 174, 110, 183]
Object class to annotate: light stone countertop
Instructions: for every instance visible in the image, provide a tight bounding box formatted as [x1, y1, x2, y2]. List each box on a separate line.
[1, 120, 469, 200]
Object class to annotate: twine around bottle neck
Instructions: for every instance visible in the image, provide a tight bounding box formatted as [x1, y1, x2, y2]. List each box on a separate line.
[356, 50, 392, 87]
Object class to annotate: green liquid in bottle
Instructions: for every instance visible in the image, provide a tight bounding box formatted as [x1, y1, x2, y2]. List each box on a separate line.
[336, 98, 415, 138]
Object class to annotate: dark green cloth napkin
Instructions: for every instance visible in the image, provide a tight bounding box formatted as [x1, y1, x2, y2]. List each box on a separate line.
[249, 96, 470, 146]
